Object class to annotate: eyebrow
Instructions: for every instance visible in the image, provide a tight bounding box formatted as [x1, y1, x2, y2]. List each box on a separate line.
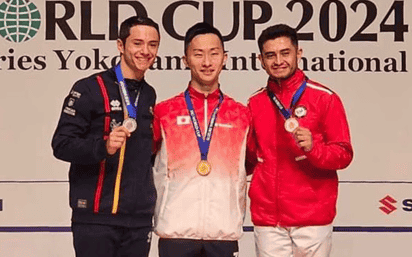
[131, 39, 159, 43]
[192, 47, 222, 52]
[264, 48, 291, 54]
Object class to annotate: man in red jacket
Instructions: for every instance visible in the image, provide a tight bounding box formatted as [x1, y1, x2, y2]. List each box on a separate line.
[246, 24, 353, 257]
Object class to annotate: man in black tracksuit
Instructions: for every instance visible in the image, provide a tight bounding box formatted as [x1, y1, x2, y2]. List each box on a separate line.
[52, 16, 160, 257]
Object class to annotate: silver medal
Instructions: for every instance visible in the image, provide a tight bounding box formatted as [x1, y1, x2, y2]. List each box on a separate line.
[123, 118, 137, 133]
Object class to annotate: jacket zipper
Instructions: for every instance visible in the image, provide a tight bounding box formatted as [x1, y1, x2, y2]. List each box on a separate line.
[201, 97, 208, 237]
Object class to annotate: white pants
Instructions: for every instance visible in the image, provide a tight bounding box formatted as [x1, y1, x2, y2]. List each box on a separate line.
[254, 224, 333, 257]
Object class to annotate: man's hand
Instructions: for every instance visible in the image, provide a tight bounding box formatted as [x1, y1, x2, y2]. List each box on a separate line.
[293, 127, 313, 152]
[106, 126, 131, 155]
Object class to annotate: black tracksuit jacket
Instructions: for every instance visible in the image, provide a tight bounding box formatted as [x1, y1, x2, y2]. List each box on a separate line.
[52, 67, 156, 228]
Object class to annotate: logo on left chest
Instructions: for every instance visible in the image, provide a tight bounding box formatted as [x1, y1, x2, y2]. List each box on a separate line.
[110, 100, 122, 111]
[294, 106, 307, 118]
[177, 115, 190, 125]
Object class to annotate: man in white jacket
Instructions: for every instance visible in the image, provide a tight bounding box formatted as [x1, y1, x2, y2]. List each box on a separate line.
[152, 22, 250, 257]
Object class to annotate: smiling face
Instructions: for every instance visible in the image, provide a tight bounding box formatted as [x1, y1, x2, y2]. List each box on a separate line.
[259, 36, 302, 81]
[117, 25, 160, 80]
[183, 33, 227, 93]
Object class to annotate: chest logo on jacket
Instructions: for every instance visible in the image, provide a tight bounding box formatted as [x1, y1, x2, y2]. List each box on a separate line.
[177, 115, 191, 125]
[110, 100, 122, 111]
[294, 106, 307, 118]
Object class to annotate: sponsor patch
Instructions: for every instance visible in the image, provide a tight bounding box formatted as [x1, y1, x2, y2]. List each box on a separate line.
[77, 199, 87, 208]
[63, 107, 76, 116]
[110, 119, 122, 129]
[67, 98, 76, 107]
[70, 90, 81, 98]
[110, 99, 122, 111]
[215, 123, 233, 128]
[177, 115, 191, 125]
[295, 155, 307, 161]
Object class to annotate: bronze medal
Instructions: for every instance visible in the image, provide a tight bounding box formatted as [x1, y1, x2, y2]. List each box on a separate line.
[284, 117, 299, 133]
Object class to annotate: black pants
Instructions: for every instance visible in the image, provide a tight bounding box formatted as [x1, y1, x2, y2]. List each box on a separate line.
[158, 238, 239, 257]
[72, 222, 152, 257]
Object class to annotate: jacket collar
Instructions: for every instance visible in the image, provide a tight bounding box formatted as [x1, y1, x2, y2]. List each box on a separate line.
[110, 66, 145, 91]
[267, 69, 305, 94]
[124, 78, 144, 91]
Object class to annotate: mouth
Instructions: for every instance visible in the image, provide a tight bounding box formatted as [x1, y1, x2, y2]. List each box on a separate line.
[201, 69, 214, 75]
[136, 57, 150, 61]
[135, 57, 153, 66]
[272, 66, 287, 72]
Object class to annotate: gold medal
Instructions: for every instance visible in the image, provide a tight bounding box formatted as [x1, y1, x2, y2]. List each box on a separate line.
[197, 160, 211, 176]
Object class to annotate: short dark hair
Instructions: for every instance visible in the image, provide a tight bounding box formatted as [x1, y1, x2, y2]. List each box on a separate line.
[119, 15, 160, 44]
[184, 22, 224, 55]
[258, 24, 298, 53]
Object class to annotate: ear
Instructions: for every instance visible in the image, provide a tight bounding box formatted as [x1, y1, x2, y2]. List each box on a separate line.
[223, 51, 228, 66]
[182, 55, 189, 68]
[258, 54, 266, 69]
[117, 39, 124, 55]
[297, 47, 303, 62]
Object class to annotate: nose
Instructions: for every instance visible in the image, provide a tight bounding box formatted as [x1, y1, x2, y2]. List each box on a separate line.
[274, 55, 282, 65]
[202, 54, 212, 67]
[141, 44, 150, 56]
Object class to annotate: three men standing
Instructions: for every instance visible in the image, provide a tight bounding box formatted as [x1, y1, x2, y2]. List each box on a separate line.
[52, 13, 352, 257]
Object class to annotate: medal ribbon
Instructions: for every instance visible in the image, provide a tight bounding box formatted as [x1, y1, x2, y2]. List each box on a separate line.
[115, 64, 140, 119]
[111, 64, 142, 214]
[184, 89, 224, 161]
[267, 81, 307, 119]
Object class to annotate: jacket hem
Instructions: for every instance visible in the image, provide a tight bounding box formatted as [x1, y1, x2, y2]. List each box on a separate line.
[72, 211, 153, 228]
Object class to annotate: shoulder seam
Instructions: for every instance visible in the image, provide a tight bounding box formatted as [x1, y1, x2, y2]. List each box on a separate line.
[249, 87, 266, 98]
[306, 82, 333, 95]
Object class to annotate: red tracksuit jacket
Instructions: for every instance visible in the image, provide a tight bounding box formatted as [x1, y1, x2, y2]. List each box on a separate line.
[246, 69, 353, 227]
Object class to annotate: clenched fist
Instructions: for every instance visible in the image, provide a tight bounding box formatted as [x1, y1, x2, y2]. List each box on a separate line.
[293, 127, 313, 152]
[106, 126, 131, 155]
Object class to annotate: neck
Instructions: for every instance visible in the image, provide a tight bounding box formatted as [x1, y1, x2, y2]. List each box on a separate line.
[120, 59, 144, 81]
[272, 69, 299, 86]
[190, 81, 218, 96]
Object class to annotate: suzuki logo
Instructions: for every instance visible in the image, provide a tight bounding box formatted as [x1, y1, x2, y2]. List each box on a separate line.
[379, 195, 397, 215]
